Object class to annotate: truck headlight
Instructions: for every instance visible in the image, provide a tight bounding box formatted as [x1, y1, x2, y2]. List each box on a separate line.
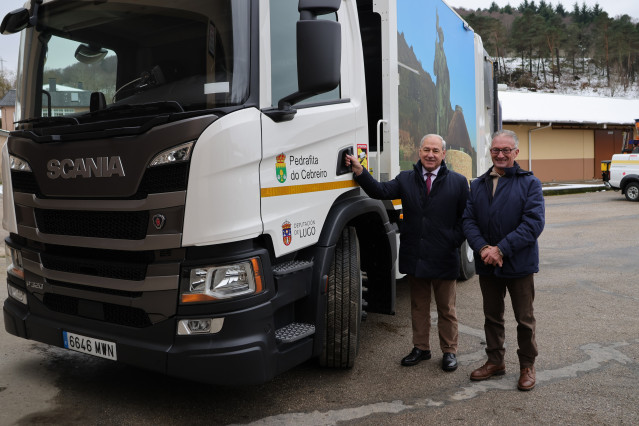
[181, 258, 263, 303]
[149, 142, 194, 167]
[5, 244, 24, 279]
[9, 155, 32, 172]
[7, 284, 27, 305]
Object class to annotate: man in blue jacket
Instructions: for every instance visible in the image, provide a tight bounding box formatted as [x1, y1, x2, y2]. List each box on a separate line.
[346, 134, 468, 372]
[462, 129, 545, 391]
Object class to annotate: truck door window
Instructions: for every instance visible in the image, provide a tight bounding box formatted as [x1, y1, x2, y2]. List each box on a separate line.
[269, 0, 340, 107]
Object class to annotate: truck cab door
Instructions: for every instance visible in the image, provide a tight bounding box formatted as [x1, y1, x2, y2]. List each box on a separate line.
[259, 0, 366, 258]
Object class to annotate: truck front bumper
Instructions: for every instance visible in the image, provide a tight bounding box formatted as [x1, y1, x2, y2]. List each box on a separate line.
[3, 286, 312, 386]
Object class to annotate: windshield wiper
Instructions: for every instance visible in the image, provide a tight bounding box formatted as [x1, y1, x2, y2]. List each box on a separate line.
[14, 101, 185, 133]
[85, 101, 185, 120]
[15, 116, 80, 128]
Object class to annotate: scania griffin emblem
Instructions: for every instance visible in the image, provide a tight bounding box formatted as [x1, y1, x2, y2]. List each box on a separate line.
[152, 214, 166, 230]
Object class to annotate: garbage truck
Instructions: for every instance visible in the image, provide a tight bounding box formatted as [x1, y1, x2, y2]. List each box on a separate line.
[1, 0, 498, 385]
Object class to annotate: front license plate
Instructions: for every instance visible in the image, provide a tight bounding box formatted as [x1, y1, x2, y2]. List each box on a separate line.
[62, 331, 117, 361]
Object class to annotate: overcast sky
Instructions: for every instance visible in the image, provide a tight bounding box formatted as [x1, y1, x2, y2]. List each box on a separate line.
[0, 0, 27, 76]
[0, 0, 638, 77]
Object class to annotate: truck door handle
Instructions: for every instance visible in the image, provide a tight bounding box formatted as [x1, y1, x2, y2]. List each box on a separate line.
[336, 147, 354, 176]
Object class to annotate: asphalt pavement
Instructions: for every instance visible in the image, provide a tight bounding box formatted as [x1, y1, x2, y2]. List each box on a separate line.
[1, 186, 638, 425]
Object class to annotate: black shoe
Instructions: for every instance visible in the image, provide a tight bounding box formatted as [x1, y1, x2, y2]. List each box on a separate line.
[442, 353, 458, 372]
[401, 347, 431, 366]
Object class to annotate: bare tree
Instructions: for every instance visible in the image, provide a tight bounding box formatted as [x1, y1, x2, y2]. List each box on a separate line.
[0, 69, 16, 100]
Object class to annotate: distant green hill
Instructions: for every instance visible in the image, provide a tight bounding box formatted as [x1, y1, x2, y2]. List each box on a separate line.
[455, 1, 639, 95]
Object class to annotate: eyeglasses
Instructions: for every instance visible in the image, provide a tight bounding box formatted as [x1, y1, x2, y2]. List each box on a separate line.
[490, 147, 515, 155]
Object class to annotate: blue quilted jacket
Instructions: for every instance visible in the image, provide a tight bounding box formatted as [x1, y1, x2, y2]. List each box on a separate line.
[462, 162, 545, 278]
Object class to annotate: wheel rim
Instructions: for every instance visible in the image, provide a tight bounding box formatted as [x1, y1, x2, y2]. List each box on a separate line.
[629, 186, 639, 200]
[465, 242, 474, 263]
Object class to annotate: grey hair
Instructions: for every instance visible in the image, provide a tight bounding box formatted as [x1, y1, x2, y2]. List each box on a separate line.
[491, 129, 519, 149]
[420, 134, 446, 151]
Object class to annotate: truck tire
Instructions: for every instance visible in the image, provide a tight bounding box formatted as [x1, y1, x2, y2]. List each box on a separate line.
[320, 227, 361, 368]
[458, 239, 475, 281]
[624, 182, 639, 201]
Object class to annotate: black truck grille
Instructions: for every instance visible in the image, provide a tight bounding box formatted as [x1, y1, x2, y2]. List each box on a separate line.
[44, 293, 152, 328]
[35, 209, 149, 240]
[41, 253, 148, 281]
[138, 162, 189, 195]
[11, 171, 40, 194]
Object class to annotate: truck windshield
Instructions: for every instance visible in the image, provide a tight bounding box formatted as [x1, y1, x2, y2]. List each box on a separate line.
[15, 0, 250, 126]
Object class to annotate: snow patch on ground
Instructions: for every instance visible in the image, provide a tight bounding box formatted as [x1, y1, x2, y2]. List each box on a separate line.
[499, 56, 639, 99]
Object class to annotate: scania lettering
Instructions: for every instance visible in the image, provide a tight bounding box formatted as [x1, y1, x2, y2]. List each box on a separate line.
[2, 0, 498, 385]
[46, 156, 125, 179]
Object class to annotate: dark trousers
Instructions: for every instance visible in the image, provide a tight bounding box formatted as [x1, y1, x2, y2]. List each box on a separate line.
[408, 275, 458, 354]
[479, 274, 538, 368]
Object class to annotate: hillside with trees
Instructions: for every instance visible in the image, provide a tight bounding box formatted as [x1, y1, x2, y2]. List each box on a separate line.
[1, 1, 637, 101]
[455, 1, 639, 97]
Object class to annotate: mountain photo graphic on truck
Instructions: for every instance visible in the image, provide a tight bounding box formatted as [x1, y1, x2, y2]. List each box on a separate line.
[398, 0, 486, 178]
[46, 156, 126, 179]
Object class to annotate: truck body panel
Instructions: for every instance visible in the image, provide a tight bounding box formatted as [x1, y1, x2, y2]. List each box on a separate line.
[183, 108, 263, 246]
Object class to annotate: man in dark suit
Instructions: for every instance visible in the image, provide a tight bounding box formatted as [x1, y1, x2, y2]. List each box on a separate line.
[346, 134, 468, 372]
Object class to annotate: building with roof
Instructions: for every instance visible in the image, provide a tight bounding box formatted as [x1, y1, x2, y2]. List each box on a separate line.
[0, 89, 16, 131]
[0, 79, 91, 132]
[499, 90, 639, 182]
[42, 78, 91, 117]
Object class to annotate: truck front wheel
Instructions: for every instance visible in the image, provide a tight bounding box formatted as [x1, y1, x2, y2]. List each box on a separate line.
[625, 182, 639, 201]
[320, 227, 361, 368]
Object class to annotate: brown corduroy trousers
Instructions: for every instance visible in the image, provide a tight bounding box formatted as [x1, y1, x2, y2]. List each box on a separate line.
[479, 273, 538, 368]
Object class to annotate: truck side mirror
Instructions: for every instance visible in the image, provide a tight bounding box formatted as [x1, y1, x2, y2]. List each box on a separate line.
[1, 0, 43, 35]
[268, 0, 341, 122]
[295, 18, 341, 97]
[1, 8, 30, 35]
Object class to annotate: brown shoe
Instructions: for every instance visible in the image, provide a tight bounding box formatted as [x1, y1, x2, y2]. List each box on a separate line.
[470, 362, 506, 381]
[518, 367, 536, 391]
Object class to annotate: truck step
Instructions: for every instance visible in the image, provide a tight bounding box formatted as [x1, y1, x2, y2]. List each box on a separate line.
[275, 322, 315, 344]
[272, 260, 313, 276]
